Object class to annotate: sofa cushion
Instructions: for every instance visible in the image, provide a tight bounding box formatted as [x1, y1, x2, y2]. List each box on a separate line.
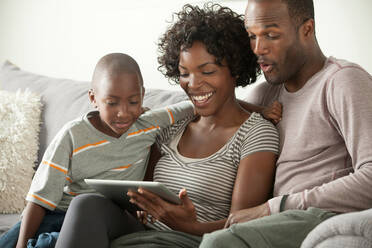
[142, 88, 188, 108]
[0, 90, 42, 213]
[0, 61, 93, 165]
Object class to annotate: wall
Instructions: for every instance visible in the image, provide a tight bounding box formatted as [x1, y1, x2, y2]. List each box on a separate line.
[0, 0, 371, 98]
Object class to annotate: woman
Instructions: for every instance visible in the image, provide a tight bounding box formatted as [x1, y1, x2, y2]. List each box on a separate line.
[55, 4, 279, 248]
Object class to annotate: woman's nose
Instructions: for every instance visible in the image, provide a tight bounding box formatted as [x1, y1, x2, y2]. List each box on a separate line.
[188, 74, 201, 89]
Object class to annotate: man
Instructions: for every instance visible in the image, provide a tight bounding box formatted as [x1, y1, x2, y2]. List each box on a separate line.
[200, 0, 372, 247]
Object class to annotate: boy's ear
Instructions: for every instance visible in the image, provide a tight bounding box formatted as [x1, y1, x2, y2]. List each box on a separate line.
[141, 86, 145, 100]
[88, 89, 97, 107]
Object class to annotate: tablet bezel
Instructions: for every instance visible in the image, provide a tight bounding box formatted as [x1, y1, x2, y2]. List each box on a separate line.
[84, 179, 181, 206]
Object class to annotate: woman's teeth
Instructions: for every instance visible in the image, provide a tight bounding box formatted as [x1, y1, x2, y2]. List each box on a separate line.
[192, 92, 213, 101]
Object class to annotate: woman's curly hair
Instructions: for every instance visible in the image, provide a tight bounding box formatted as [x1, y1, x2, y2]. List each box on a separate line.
[157, 3, 260, 87]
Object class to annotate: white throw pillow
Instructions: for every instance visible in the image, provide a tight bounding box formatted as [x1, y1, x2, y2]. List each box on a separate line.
[0, 89, 42, 213]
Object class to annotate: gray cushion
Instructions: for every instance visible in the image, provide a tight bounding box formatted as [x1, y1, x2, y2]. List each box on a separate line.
[142, 88, 188, 109]
[301, 209, 372, 248]
[0, 61, 93, 165]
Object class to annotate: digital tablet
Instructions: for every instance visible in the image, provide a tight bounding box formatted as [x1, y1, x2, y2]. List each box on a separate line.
[84, 179, 181, 210]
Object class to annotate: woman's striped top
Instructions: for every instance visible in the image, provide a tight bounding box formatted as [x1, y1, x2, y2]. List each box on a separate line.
[149, 112, 279, 230]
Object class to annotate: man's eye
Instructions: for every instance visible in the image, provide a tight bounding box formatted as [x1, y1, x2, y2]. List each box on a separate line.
[267, 33, 280, 39]
[106, 102, 117, 106]
[130, 101, 139, 105]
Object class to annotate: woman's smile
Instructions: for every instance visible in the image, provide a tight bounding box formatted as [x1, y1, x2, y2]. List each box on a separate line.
[189, 91, 215, 107]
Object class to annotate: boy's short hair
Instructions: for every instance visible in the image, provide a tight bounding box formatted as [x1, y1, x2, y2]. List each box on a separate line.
[92, 53, 143, 88]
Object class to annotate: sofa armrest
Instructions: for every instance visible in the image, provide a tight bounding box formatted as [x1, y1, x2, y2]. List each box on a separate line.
[301, 209, 372, 248]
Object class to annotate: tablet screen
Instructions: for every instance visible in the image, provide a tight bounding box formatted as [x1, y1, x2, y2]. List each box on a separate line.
[84, 179, 181, 209]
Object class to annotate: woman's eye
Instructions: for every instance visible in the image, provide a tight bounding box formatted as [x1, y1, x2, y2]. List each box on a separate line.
[202, 71, 216, 75]
[130, 101, 139, 105]
[106, 102, 117, 106]
[180, 73, 189, 78]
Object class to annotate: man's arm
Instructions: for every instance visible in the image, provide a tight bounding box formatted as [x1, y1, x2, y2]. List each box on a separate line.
[232, 67, 372, 220]
[270, 67, 372, 214]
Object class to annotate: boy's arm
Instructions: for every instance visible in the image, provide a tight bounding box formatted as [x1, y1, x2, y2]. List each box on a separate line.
[142, 100, 194, 128]
[16, 202, 46, 248]
[27, 152, 69, 211]
[18, 128, 72, 246]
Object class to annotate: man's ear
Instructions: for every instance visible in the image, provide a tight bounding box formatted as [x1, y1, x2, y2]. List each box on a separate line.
[88, 89, 97, 108]
[301, 19, 315, 38]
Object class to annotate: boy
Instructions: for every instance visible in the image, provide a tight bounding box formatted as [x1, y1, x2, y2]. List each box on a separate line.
[0, 53, 195, 248]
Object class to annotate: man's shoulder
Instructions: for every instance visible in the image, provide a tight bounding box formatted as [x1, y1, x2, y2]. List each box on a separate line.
[324, 57, 372, 89]
[328, 57, 364, 69]
[325, 57, 371, 78]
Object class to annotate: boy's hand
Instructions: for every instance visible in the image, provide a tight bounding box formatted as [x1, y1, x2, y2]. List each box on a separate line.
[262, 101, 282, 125]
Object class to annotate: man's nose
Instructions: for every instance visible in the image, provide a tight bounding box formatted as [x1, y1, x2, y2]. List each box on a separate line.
[253, 37, 269, 56]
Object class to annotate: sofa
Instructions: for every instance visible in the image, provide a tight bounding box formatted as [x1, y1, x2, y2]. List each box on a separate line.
[0, 61, 371, 247]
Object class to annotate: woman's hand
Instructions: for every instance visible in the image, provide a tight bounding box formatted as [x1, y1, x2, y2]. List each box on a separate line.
[128, 188, 199, 233]
[136, 210, 157, 224]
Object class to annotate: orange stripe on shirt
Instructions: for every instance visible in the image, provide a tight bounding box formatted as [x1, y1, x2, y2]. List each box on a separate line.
[167, 108, 175, 124]
[128, 126, 159, 137]
[73, 140, 108, 154]
[66, 176, 72, 183]
[111, 164, 132, 170]
[42, 161, 67, 174]
[30, 194, 56, 208]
